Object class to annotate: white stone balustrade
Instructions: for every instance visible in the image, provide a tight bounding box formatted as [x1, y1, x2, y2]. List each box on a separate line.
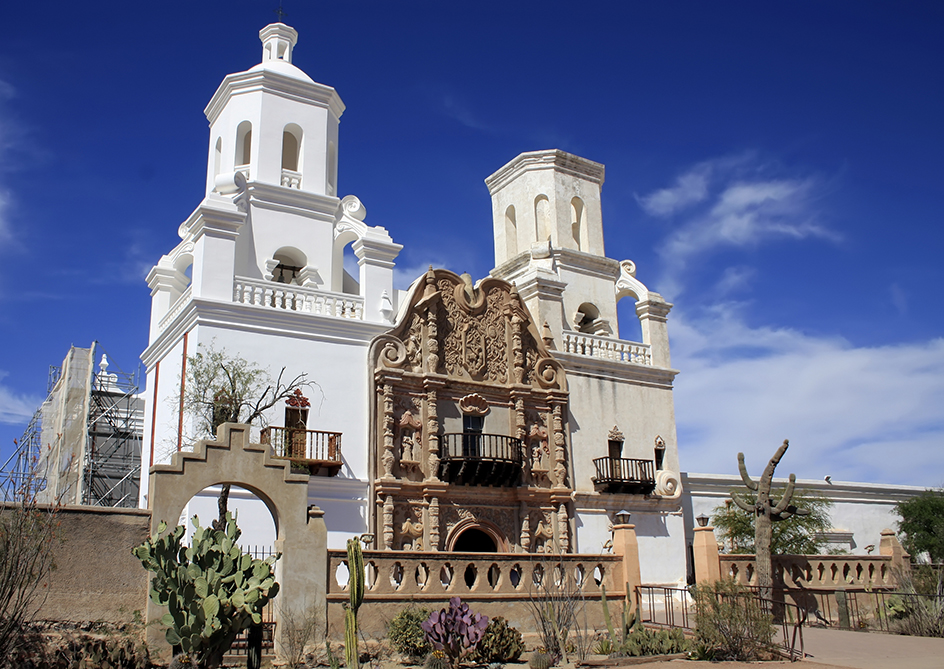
[280, 169, 302, 189]
[561, 331, 652, 366]
[158, 286, 192, 332]
[720, 554, 897, 590]
[233, 277, 364, 319]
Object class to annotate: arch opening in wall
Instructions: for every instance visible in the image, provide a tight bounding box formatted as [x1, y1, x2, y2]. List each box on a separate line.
[332, 230, 360, 295]
[213, 137, 222, 181]
[574, 302, 611, 336]
[616, 295, 643, 343]
[446, 518, 507, 553]
[571, 197, 585, 250]
[281, 124, 303, 189]
[172, 253, 194, 304]
[326, 141, 337, 196]
[182, 484, 277, 556]
[235, 121, 252, 170]
[269, 247, 307, 286]
[504, 205, 518, 257]
[534, 195, 550, 243]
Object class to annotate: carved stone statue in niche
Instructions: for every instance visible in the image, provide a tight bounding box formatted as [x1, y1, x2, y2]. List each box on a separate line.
[397, 410, 423, 473]
[533, 513, 554, 553]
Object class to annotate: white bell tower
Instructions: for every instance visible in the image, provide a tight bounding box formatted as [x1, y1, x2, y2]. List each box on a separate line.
[203, 22, 343, 197]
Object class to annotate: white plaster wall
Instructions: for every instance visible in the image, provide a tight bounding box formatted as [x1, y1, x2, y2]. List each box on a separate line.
[565, 367, 679, 493]
[574, 505, 687, 586]
[557, 262, 620, 333]
[234, 205, 336, 282]
[681, 473, 925, 557]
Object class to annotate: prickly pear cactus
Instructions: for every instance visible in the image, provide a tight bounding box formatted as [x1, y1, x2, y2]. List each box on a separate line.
[132, 512, 280, 668]
[421, 597, 489, 668]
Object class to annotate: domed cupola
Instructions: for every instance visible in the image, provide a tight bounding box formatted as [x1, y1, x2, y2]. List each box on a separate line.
[202, 22, 344, 197]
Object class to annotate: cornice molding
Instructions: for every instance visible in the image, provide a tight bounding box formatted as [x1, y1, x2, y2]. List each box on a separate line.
[205, 68, 345, 125]
[555, 351, 679, 387]
[485, 149, 605, 195]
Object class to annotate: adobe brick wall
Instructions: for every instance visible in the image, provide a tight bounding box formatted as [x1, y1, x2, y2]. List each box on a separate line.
[35, 505, 151, 624]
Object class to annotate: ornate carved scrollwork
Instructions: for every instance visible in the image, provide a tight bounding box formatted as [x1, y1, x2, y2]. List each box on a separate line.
[458, 393, 489, 416]
[378, 337, 407, 368]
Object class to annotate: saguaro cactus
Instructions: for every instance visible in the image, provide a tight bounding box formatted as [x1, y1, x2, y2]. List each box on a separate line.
[732, 439, 809, 599]
[344, 537, 365, 669]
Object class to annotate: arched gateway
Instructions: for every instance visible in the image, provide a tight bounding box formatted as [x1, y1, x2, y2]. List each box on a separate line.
[146, 423, 327, 659]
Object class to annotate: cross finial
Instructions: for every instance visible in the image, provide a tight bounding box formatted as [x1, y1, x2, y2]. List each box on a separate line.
[274, 1, 288, 23]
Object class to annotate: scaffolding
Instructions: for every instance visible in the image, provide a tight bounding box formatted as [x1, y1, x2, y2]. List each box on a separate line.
[0, 343, 143, 507]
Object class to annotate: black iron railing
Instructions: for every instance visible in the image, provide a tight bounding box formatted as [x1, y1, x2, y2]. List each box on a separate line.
[438, 433, 523, 487]
[262, 426, 342, 476]
[591, 457, 656, 494]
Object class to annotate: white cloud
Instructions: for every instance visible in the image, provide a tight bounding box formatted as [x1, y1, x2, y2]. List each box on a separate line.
[672, 309, 944, 487]
[638, 157, 840, 299]
[637, 166, 710, 217]
[393, 258, 451, 291]
[0, 371, 40, 426]
[714, 266, 756, 296]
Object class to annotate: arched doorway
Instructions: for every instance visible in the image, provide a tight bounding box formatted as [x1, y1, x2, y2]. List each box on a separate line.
[453, 528, 497, 553]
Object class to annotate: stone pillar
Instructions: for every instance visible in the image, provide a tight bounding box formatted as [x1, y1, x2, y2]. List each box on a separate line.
[880, 528, 911, 574]
[636, 296, 672, 368]
[189, 197, 245, 301]
[353, 234, 402, 324]
[611, 521, 642, 608]
[692, 525, 722, 584]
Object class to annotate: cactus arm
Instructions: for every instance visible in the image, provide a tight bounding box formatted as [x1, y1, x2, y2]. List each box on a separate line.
[761, 440, 790, 485]
[732, 494, 754, 513]
[772, 473, 797, 515]
[737, 452, 758, 491]
[600, 585, 616, 643]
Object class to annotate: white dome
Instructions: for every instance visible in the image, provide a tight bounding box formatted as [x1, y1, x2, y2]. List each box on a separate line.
[247, 59, 314, 84]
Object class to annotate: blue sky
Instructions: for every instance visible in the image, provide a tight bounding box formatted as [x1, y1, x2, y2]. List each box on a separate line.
[0, 1, 941, 486]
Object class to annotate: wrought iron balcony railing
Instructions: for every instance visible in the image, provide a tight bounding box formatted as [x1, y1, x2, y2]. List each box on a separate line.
[262, 426, 342, 477]
[438, 433, 523, 488]
[591, 457, 656, 494]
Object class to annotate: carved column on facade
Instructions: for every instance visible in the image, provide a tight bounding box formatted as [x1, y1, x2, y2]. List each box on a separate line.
[557, 502, 570, 553]
[551, 402, 568, 488]
[382, 495, 394, 550]
[519, 501, 531, 552]
[511, 311, 525, 384]
[381, 382, 396, 478]
[429, 496, 440, 551]
[425, 387, 440, 480]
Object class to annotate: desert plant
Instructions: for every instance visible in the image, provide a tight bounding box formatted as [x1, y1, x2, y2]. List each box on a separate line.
[0, 466, 61, 661]
[469, 616, 523, 663]
[423, 649, 450, 669]
[886, 567, 944, 638]
[421, 597, 488, 668]
[344, 536, 366, 669]
[731, 440, 810, 599]
[280, 603, 325, 668]
[169, 654, 199, 669]
[525, 557, 587, 663]
[387, 606, 431, 661]
[325, 640, 342, 669]
[528, 649, 554, 669]
[611, 625, 688, 657]
[691, 580, 776, 661]
[132, 512, 280, 668]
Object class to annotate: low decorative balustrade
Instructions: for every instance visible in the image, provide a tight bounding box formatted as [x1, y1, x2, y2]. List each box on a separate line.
[561, 332, 651, 366]
[438, 433, 523, 487]
[262, 426, 342, 476]
[326, 550, 624, 636]
[720, 554, 897, 590]
[592, 457, 656, 494]
[234, 277, 364, 320]
[158, 286, 192, 332]
[280, 168, 302, 189]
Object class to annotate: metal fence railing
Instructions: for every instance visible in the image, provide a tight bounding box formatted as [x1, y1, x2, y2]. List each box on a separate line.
[229, 545, 277, 656]
[635, 585, 806, 661]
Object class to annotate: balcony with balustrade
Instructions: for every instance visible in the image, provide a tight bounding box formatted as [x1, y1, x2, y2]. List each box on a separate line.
[561, 331, 652, 366]
[262, 426, 342, 476]
[591, 456, 656, 494]
[438, 433, 523, 487]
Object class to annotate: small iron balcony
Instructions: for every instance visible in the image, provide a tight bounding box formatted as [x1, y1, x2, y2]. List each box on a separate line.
[262, 426, 342, 477]
[591, 457, 656, 494]
[438, 433, 523, 488]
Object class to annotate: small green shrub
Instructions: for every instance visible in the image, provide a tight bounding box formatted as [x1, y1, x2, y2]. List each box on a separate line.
[469, 616, 523, 663]
[611, 625, 688, 657]
[388, 606, 432, 660]
[691, 580, 776, 661]
[424, 649, 451, 669]
[528, 649, 555, 669]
